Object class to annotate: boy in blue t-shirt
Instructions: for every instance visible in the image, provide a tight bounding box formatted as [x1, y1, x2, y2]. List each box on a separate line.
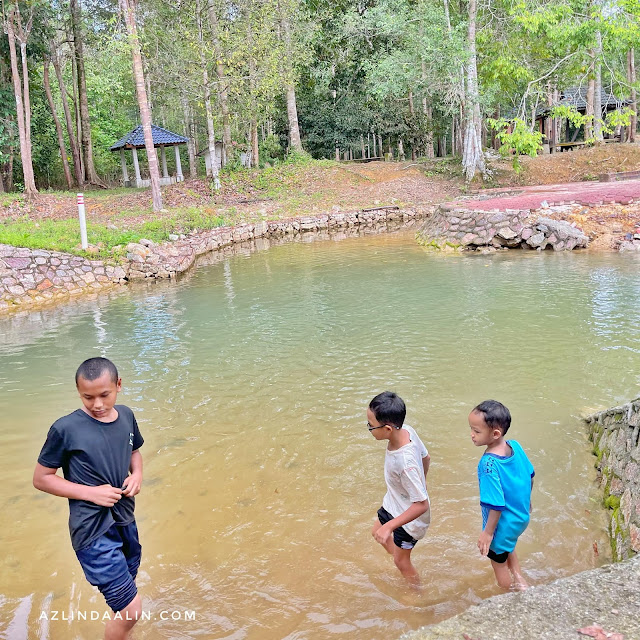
[468, 399, 534, 591]
[33, 357, 144, 640]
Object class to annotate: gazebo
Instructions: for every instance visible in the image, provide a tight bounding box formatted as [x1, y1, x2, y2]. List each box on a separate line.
[110, 124, 189, 188]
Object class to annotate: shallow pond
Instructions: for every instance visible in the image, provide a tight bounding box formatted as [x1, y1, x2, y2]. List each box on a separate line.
[2, 229, 640, 639]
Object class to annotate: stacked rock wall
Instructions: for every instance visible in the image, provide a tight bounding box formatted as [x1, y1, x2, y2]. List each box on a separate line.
[0, 207, 422, 314]
[585, 400, 640, 560]
[417, 205, 588, 251]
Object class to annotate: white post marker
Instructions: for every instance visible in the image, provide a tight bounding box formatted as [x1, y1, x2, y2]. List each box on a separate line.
[77, 193, 88, 250]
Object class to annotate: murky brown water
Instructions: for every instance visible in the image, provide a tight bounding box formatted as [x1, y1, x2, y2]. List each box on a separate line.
[2, 229, 639, 639]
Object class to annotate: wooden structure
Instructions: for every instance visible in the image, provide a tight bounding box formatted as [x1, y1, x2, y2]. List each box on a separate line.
[535, 87, 629, 151]
[110, 124, 188, 187]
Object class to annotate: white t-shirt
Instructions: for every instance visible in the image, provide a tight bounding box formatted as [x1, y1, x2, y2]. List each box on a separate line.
[382, 424, 431, 540]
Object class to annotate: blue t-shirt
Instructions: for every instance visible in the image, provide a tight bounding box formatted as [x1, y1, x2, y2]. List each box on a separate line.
[477, 439, 534, 554]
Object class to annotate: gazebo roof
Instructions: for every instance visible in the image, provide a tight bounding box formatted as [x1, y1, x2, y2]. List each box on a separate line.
[110, 124, 189, 151]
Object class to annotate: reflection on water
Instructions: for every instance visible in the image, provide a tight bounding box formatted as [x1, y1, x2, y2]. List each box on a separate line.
[2, 230, 640, 639]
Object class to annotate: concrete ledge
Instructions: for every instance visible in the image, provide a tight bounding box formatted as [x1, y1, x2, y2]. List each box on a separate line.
[401, 556, 640, 640]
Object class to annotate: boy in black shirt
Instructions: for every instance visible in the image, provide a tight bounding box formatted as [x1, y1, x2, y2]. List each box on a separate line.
[34, 357, 144, 640]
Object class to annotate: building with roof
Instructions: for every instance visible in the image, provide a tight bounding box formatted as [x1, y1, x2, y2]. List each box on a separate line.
[110, 124, 189, 188]
[533, 86, 631, 150]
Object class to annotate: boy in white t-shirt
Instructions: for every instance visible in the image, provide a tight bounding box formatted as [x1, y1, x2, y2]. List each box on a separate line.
[368, 391, 431, 587]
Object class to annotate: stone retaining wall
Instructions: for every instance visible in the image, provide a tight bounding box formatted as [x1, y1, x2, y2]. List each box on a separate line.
[417, 204, 589, 251]
[0, 207, 423, 314]
[585, 400, 640, 561]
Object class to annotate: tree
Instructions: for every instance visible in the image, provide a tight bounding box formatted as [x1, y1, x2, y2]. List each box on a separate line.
[70, 0, 105, 186]
[461, 0, 485, 180]
[4, 2, 37, 195]
[120, 0, 163, 211]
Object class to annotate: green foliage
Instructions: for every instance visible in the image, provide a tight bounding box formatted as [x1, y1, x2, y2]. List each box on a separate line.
[488, 117, 543, 172]
[259, 134, 285, 165]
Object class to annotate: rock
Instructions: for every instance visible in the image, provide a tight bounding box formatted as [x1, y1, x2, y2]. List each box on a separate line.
[540, 200, 549, 208]
[168, 234, 179, 241]
[527, 232, 545, 248]
[138, 238, 154, 247]
[497, 227, 517, 240]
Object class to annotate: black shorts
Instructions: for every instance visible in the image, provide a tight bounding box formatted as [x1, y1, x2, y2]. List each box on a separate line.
[487, 548, 509, 563]
[377, 507, 418, 550]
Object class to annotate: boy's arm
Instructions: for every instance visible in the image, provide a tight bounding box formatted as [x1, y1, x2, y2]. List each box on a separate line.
[122, 449, 143, 497]
[478, 509, 502, 556]
[373, 500, 429, 545]
[33, 463, 123, 507]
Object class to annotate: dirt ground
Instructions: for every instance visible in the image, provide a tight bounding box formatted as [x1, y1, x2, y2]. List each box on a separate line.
[490, 142, 640, 186]
[2, 145, 639, 247]
[0, 162, 461, 227]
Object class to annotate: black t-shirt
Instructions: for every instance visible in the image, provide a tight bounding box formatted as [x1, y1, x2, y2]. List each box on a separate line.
[37, 405, 144, 551]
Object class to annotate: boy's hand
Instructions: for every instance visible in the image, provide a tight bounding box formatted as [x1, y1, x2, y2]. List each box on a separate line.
[373, 524, 393, 546]
[122, 471, 142, 497]
[86, 484, 123, 507]
[477, 530, 493, 556]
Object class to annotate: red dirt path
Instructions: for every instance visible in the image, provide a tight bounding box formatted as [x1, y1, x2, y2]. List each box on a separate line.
[456, 179, 640, 211]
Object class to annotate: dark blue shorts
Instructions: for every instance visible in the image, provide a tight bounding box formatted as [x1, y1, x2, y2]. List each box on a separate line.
[75, 521, 141, 612]
[377, 507, 418, 550]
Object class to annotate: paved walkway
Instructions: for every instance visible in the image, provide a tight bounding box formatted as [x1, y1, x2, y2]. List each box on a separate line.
[402, 556, 640, 640]
[455, 178, 640, 211]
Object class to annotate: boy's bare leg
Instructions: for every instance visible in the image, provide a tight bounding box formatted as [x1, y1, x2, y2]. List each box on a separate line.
[392, 547, 421, 588]
[490, 559, 512, 590]
[104, 594, 142, 640]
[506, 552, 528, 590]
[372, 521, 395, 555]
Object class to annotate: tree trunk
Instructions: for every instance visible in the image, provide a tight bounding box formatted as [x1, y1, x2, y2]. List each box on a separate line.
[51, 46, 83, 185]
[251, 119, 259, 168]
[197, 0, 220, 185]
[120, 0, 163, 210]
[461, 0, 485, 181]
[70, 0, 104, 186]
[594, 30, 603, 142]
[585, 78, 595, 141]
[285, 85, 303, 153]
[70, 51, 84, 179]
[628, 48, 637, 143]
[43, 57, 73, 189]
[207, 0, 232, 154]
[5, 7, 37, 195]
[281, 12, 303, 152]
[181, 95, 197, 178]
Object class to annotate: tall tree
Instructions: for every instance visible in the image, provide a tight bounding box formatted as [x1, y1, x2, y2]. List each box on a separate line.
[50, 40, 83, 185]
[43, 55, 73, 188]
[120, 0, 163, 211]
[461, 0, 485, 180]
[4, 3, 37, 195]
[70, 0, 104, 186]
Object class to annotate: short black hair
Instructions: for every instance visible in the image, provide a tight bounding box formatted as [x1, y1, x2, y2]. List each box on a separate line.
[75, 357, 119, 385]
[369, 391, 406, 429]
[473, 399, 511, 435]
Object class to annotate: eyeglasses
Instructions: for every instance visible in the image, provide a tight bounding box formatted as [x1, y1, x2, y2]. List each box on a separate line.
[367, 421, 389, 431]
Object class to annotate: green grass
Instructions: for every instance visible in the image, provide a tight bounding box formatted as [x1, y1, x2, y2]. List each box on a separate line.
[0, 208, 226, 257]
[0, 192, 26, 206]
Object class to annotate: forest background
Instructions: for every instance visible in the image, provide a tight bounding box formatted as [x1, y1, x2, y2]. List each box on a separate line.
[2, 0, 640, 205]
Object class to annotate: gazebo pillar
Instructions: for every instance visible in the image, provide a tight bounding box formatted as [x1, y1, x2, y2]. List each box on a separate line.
[160, 146, 169, 178]
[132, 148, 142, 187]
[120, 149, 130, 186]
[174, 146, 183, 181]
